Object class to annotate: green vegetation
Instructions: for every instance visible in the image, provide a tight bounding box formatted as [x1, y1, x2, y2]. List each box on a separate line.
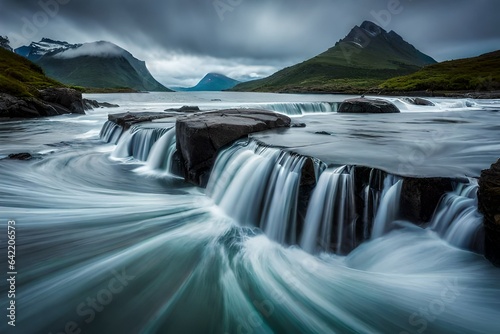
[0, 48, 64, 97]
[380, 51, 500, 92]
[232, 22, 436, 93]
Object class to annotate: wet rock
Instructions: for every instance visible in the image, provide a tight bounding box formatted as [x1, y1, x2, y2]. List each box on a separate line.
[83, 99, 119, 110]
[315, 131, 331, 135]
[108, 112, 172, 130]
[290, 122, 306, 128]
[8, 153, 32, 160]
[165, 106, 200, 113]
[83, 98, 100, 110]
[401, 97, 435, 106]
[478, 159, 500, 266]
[1, 88, 88, 119]
[338, 98, 400, 114]
[39, 88, 86, 114]
[176, 109, 291, 186]
[0, 93, 58, 118]
[400, 177, 453, 224]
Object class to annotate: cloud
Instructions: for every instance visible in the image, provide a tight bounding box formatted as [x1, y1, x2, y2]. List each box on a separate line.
[0, 0, 499, 84]
[54, 41, 124, 58]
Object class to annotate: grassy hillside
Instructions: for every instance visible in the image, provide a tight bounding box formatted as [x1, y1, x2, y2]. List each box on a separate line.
[380, 51, 500, 91]
[232, 21, 436, 93]
[0, 48, 64, 97]
[37, 55, 169, 92]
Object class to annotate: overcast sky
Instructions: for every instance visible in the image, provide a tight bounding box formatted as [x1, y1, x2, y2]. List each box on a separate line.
[1, 0, 499, 87]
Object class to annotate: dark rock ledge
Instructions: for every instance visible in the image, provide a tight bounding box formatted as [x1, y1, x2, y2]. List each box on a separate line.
[0, 88, 85, 119]
[176, 109, 291, 186]
[479, 159, 500, 266]
[0, 88, 118, 120]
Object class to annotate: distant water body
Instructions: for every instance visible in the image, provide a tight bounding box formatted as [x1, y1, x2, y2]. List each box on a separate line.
[1, 92, 500, 333]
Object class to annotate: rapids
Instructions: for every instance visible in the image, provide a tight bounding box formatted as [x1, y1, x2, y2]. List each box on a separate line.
[1, 92, 500, 334]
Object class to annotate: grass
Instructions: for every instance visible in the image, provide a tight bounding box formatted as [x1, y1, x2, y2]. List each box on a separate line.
[380, 51, 500, 92]
[0, 48, 64, 97]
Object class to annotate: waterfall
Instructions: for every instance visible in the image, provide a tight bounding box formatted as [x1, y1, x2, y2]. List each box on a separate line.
[299, 166, 357, 254]
[144, 128, 177, 173]
[260, 153, 306, 244]
[99, 120, 123, 144]
[251, 102, 339, 115]
[429, 180, 484, 253]
[371, 175, 403, 239]
[112, 125, 172, 161]
[207, 140, 307, 244]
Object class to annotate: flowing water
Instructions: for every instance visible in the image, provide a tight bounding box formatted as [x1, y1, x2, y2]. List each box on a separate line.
[1, 92, 500, 334]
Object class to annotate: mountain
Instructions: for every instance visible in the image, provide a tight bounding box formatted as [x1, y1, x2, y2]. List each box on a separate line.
[15, 39, 170, 92]
[173, 73, 240, 91]
[232, 21, 436, 93]
[15, 38, 79, 61]
[380, 50, 500, 92]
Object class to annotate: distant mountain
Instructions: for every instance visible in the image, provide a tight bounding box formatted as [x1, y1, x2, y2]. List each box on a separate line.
[232, 21, 436, 93]
[0, 36, 13, 52]
[173, 73, 240, 91]
[15, 38, 79, 61]
[381, 50, 500, 92]
[15, 39, 170, 92]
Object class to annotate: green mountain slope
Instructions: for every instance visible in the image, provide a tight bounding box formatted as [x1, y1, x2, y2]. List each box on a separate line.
[17, 40, 170, 92]
[0, 47, 63, 97]
[380, 51, 500, 92]
[232, 21, 436, 93]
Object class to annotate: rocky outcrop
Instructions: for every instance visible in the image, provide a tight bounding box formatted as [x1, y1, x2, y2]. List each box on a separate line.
[83, 99, 119, 110]
[108, 112, 173, 130]
[338, 98, 400, 113]
[478, 159, 500, 266]
[0, 88, 88, 119]
[38, 88, 86, 114]
[400, 177, 453, 224]
[176, 109, 291, 186]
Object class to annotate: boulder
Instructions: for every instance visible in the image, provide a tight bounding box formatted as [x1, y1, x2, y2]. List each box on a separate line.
[338, 98, 400, 114]
[39, 88, 85, 114]
[400, 177, 453, 224]
[108, 112, 173, 130]
[401, 97, 435, 106]
[176, 109, 291, 186]
[165, 106, 200, 113]
[478, 159, 500, 266]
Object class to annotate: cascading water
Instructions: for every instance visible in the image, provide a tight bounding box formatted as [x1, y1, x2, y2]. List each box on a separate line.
[371, 175, 403, 239]
[141, 128, 177, 174]
[99, 120, 123, 144]
[299, 166, 357, 254]
[112, 125, 172, 161]
[429, 179, 485, 253]
[250, 102, 339, 115]
[207, 140, 307, 245]
[4, 93, 500, 334]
